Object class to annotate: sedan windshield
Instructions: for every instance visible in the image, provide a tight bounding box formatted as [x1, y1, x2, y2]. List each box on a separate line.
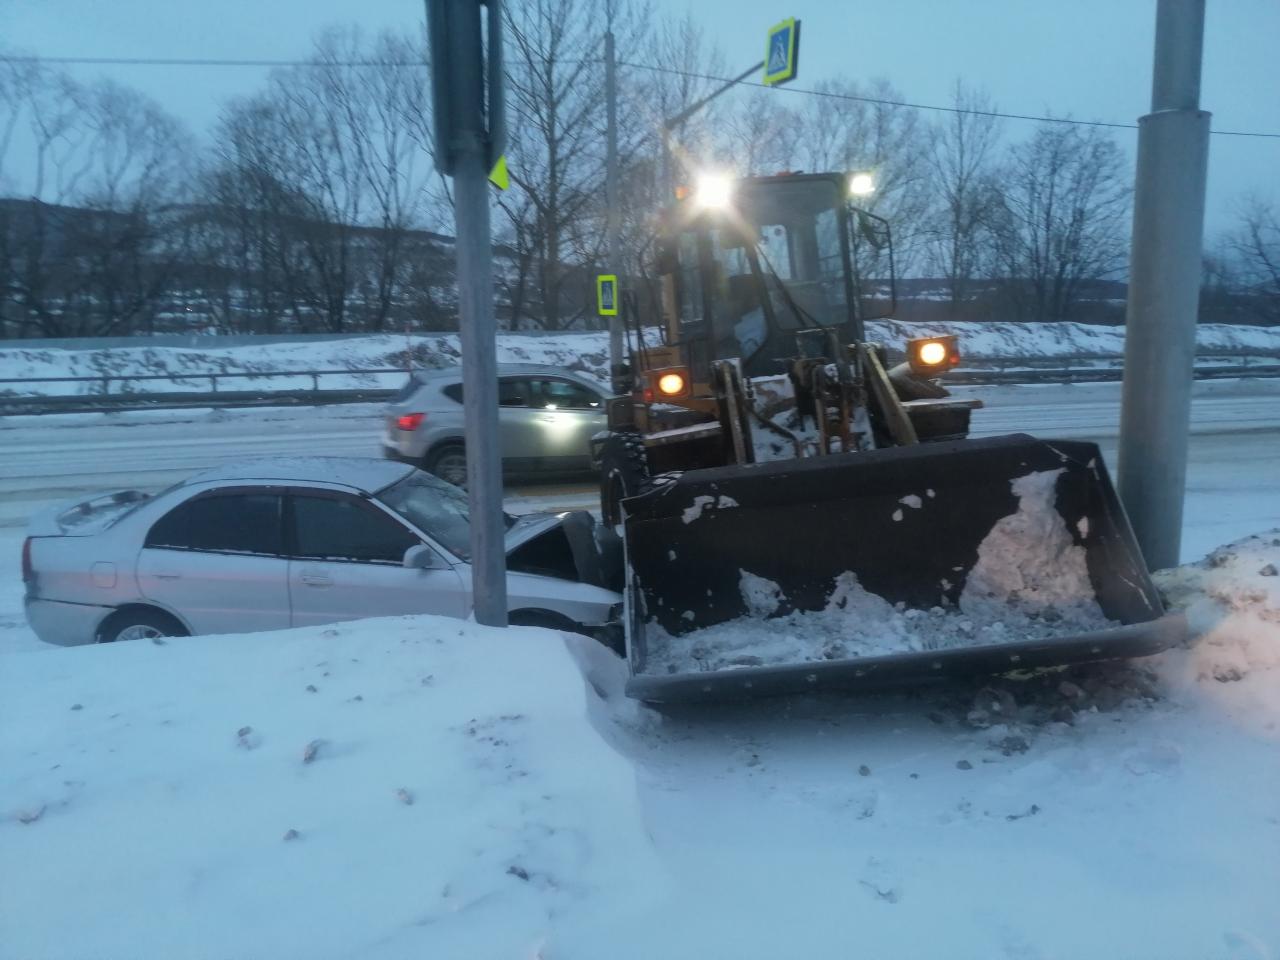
[377, 472, 514, 560]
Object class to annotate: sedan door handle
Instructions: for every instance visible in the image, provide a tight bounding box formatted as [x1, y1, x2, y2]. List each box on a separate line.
[301, 574, 333, 587]
[154, 572, 182, 580]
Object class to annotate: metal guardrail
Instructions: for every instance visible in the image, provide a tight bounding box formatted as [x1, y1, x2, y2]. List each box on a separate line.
[0, 367, 414, 415]
[3, 354, 1280, 415]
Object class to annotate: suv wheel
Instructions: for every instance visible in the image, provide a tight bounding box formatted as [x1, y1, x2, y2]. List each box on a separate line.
[426, 442, 468, 487]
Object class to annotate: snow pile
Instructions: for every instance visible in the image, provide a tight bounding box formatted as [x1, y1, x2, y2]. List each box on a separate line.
[0, 332, 614, 397]
[872, 317, 1280, 361]
[1155, 530, 1280, 731]
[3, 533, 1280, 958]
[643, 469, 1115, 676]
[3, 318, 1277, 400]
[959, 469, 1108, 626]
[0, 616, 662, 959]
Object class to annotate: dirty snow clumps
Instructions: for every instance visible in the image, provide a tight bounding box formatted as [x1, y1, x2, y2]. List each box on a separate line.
[680, 494, 738, 525]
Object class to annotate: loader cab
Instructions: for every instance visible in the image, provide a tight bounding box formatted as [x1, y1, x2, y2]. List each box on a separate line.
[656, 172, 892, 381]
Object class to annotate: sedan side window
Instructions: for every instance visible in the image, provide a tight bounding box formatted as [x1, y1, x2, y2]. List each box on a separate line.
[291, 494, 419, 564]
[529, 379, 601, 410]
[145, 493, 283, 555]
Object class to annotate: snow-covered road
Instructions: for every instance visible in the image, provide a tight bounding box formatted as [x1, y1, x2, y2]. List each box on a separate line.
[3, 377, 1276, 548]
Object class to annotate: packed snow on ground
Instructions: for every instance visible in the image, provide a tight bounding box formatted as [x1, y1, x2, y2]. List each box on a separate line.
[4, 320, 1278, 399]
[1155, 530, 1280, 733]
[2, 533, 1280, 958]
[643, 469, 1116, 675]
[0, 617, 665, 959]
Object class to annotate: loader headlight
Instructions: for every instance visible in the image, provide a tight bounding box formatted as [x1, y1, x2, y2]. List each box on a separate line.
[907, 335, 960, 375]
[694, 173, 733, 209]
[848, 172, 876, 197]
[918, 341, 948, 366]
[656, 370, 689, 397]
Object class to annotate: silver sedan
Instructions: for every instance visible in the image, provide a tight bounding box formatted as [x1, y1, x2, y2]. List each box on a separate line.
[23, 457, 622, 647]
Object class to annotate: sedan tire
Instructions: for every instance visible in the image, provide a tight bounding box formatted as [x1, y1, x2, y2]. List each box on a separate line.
[97, 607, 188, 644]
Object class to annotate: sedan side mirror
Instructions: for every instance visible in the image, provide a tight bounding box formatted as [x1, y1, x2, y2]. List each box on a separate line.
[403, 544, 443, 570]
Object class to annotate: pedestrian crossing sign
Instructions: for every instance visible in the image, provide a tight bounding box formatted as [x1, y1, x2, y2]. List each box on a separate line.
[762, 17, 799, 86]
[597, 274, 618, 316]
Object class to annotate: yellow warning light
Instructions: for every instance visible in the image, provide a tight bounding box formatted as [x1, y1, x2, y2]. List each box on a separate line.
[656, 371, 688, 396]
[918, 340, 948, 366]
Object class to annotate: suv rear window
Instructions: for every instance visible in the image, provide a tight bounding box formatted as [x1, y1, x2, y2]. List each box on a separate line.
[392, 377, 421, 403]
[442, 382, 463, 403]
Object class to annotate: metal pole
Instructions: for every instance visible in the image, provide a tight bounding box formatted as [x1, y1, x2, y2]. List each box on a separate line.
[1117, 0, 1210, 570]
[448, 0, 507, 625]
[605, 30, 625, 391]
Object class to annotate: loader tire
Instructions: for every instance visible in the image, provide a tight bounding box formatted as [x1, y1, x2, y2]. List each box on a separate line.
[599, 430, 649, 528]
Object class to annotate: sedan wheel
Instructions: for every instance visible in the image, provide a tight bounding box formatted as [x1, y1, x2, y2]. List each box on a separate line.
[97, 608, 187, 644]
[115, 623, 165, 643]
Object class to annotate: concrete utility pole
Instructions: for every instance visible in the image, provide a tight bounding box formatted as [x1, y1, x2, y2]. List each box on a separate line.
[426, 0, 508, 625]
[604, 29, 625, 391]
[1117, 0, 1211, 571]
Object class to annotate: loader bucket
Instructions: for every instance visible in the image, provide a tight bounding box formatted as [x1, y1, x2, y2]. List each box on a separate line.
[622, 434, 1186, 703]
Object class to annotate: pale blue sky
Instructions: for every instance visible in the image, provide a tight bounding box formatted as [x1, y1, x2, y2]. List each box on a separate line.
[4, 0, 1277, 236]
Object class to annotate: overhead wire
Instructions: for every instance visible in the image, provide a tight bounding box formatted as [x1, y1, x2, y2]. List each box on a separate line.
[1, 52, 1277, 139]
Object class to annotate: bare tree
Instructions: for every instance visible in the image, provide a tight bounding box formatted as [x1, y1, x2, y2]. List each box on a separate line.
[1, 59, 193, 338]
[994, 121, 1131, 323]
[206, 28, 441, 333]
[503, 0, 613, 329]
[1225, 197, 1280, 324]
[791, 78, 933, 279]
[719, 90, 799, 177]
[924, 80, 1003, 309]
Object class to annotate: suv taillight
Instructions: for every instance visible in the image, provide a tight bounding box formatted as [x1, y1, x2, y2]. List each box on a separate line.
[396, 412, 425, 431]
[21, 537, 33, 583]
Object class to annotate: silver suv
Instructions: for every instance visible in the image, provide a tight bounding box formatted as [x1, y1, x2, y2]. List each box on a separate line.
[382, 364, 610, 485]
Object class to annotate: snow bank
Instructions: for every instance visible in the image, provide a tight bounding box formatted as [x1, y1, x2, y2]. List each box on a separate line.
[4, 533, 1279, 959]
[3, 319, 1277, 399]
[0, 332, 613, 396]
[873, 318, 1280, 360]
[0, 616, 662, 959]
[1155, 529, 1280, 733]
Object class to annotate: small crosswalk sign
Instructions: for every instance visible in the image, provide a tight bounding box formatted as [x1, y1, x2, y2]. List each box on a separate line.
[597, 274, 618, 316]
[762, 17, 799, 87]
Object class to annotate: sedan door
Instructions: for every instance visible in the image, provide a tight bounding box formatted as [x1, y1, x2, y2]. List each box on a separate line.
[286, 490, 467, 627]
[136, 489, 292, 635]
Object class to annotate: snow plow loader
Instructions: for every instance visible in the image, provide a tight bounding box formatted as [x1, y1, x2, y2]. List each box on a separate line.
[594, 172, 1186, 703]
